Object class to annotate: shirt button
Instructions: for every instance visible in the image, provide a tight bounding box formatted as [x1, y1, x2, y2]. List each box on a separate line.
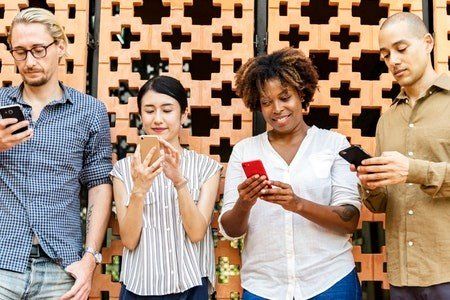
[408, 151, 414, 156]
[171, 270, 174, 274]
[408, 183, 413, 186]
[164, 205, 169, 209]
[166, 228, 170, 231]
[408, 241, 414, 247]
[408, 123, 414, 128]
[408, 210, 414, 215]
[169, 249, 172, 253]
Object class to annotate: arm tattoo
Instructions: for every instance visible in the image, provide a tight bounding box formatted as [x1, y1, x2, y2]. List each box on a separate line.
[332, 205, 359, 222]
[86, 204, 94, 235]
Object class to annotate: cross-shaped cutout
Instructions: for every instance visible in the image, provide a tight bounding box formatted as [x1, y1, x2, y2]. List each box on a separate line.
[352, 108, 381, 137]
[301, 0, 338, 24]
[210, 138, 233, 163]
[113, 136, 136, 160]
[183, 52, 220, 80]
[27, 1, 55, 14]
[190, 107, 219, 137]
[352, 52, 387, 81]
[112, 26, 140, 49]
[303, 107, 338, 130]
[132, 51, 169, 80]
[211, 82, 238, 106]
[162, 27, 191, 50]
[331, 81, 360, 105]
[352, 2, 388, 25]
[212, 28, 242, 50]
[0, 35, 7, 50]
[382, 83, 400, 101]
[279, 25, 309, 48]
[184, 0, 221, 25]
[330, 27, 359, 49]
[109, 81, 139, 104]
[134, 0, 170, 25]
[309, 52, 338, 80]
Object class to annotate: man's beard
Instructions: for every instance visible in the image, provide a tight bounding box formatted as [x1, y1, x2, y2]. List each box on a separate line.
[22, 73, 48, 87]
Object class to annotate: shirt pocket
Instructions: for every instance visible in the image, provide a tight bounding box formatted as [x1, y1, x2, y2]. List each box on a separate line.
[143, 191, 157, 228]
[417, 127, 450, 160]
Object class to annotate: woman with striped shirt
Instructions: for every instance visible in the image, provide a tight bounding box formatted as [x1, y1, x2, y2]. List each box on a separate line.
[111, 76, 222, 299]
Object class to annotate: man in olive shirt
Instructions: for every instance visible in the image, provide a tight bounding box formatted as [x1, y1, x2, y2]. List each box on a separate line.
[354, 12, 450, 299]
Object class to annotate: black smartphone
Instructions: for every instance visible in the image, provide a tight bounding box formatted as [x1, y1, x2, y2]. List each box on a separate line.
[0, 104, 28, 134]
[339, 145, 372, 167]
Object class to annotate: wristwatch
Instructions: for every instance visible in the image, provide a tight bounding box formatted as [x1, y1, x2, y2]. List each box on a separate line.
[84, 246, 102, 264]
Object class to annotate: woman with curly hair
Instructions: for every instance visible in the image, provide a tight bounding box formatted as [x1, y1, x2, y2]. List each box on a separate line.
[219, 48, 362, 300]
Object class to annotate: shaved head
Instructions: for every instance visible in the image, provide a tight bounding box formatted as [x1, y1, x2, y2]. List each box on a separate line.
[380, 12, 429, 38]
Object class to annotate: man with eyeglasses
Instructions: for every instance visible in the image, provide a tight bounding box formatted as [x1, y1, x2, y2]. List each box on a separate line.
[0, 8, 112, 300]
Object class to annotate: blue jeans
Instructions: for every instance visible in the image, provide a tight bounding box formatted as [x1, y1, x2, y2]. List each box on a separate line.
[0, 258, 75, 299]
[120, 277, 209, 299]
[243, 268, 362, 300]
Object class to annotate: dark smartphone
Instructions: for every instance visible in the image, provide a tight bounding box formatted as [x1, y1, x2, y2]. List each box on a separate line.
[0, 104, 28, 134]
[339, 145, 372, 168]
[241, 159, 272, 188]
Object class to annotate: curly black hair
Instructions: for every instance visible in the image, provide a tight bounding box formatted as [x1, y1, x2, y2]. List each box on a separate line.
[235, 47, 319, 111]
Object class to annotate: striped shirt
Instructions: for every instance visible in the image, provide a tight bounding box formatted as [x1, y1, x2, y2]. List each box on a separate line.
[110, 148, 222, 296]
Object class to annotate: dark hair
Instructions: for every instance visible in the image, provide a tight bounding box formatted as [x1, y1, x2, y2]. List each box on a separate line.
[137, 75, 188, 114]
[235, 47, 318, 111]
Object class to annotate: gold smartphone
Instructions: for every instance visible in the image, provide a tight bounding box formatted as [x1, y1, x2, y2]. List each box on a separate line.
[138, 135, 160, 165]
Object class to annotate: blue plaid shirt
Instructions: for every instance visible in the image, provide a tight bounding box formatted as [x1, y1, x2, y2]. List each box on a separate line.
[0, 83, 112, 273]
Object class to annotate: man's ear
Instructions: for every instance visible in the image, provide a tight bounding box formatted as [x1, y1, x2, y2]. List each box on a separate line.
[424, 33, 434, 53]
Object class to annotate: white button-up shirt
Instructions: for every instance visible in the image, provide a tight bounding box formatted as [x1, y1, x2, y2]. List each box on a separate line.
[219, 126, 361, 300]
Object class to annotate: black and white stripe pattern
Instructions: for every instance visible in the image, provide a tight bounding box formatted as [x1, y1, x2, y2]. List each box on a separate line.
[111, 149, 221, 296]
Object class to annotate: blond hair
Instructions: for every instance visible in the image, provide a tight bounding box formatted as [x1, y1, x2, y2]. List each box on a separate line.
[7, 8, 68, 56]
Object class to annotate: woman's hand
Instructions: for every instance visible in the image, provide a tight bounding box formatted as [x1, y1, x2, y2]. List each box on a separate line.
[159, 139, 185, 186]
[260, 180, 302, 212]
[131, 144, 163, 195]
[237, 175, 269, 210]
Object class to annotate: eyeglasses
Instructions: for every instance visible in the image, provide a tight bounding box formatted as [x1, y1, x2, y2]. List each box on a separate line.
[9, 41, 57, 61]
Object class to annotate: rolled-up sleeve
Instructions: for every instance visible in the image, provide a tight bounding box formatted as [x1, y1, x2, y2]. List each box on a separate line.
[218, 142, 246, 240]
[407, 159, 450, 198]
[330, 137, 361, 210]
[80, 102, 113, 189]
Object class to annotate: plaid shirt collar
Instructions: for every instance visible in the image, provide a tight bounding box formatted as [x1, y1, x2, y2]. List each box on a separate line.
[7, 81, 74, 106]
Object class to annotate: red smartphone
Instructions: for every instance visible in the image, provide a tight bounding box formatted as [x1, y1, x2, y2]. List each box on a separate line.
[241, 159, 271, 188]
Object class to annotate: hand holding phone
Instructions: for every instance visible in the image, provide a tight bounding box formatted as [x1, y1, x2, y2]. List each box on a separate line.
[242, 159, 272, 188]
[138, 135, 161, 165]
[0, 104, 28, 134]
[0, 104, 32, 152]
[339, 145, 372, 168]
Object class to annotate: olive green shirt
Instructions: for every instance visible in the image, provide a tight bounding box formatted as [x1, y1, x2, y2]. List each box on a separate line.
[360, 73, 450, 287]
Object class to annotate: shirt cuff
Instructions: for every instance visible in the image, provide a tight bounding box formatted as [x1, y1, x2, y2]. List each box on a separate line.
[87, 177, 112, 189]
[407, 159, 429, 185]
[357, 184, 384, 200]
[217, 209, 245, 241]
